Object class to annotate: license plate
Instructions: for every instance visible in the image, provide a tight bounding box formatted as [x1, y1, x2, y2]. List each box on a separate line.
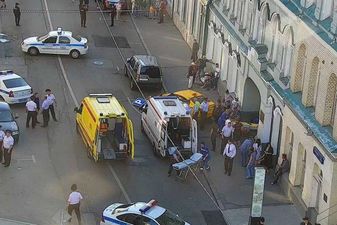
[18, 98, 28, 103]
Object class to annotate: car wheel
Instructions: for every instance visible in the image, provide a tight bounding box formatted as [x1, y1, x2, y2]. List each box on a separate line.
[130, 79, 136, 90]
[76, 121, 79, 134]
[28, 47, 39, 56]
[70, 50, 80, 59]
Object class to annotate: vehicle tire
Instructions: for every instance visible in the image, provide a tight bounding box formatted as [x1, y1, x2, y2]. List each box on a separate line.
[70, 50, 80, 59]
[124, 65, 128, 77]
[75, 121, 79, 134]
[28, 47, 39, 56]
[130, 79, 136, 90]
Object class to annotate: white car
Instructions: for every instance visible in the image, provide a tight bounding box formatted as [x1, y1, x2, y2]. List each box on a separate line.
[0, 70, 32, 104]
[21, 28, 88, 59]
[101, 200, 190, 225]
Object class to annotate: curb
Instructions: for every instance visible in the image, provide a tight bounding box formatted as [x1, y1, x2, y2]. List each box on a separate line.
[0, 218, 36, 225]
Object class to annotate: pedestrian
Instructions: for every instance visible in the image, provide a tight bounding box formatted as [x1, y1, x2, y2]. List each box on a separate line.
[79, 3, 87, 27]
[259, 143, 273, 171]
[246, 147, 256, 179]
[13, 2, 21, 26]
[110, 4, 117, 26]
[200, 142, 210, 170]
[3, 130, 14, 167]
[210, 121, 218, 152]
[149, 4, 155, 19]
[223, 139, 236, 176]
[158, 0, 166, 23]
[196, 55, 210, 80]
[116, 2, 122, 20]
[212, 63, 220, 90]
[231, 97, 240, 111]
[232, 118, 242, 145]
[0, 127, 4, 163]
[45, 89, 58, 121]
[131, 0, 136, 14]
[0, 0, 6, 9]
[41, 96, 50, 127]
[187, 62, 197, 89]
[168, 149, 180, 177]
[220, 119, 234, 155]
[26, 96, 37, 128]
[300, 217, 312, 225]
[192, 97, 201, 121]
[67, 184, 83, 224]
[254, 138, 262, 163]
[200, 98, 209, 129]
[217, 108, 230, 130]
[191, 39, 199, 62]
[32, 93, 41, 123]
[213, 98, 222, 121]
[239, 137, 254, 167]
[271, 153, 290, 185]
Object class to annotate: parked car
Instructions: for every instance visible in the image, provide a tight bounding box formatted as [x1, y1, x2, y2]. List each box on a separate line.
[124, 55, 162, 90]
[0, 102, 19, 143]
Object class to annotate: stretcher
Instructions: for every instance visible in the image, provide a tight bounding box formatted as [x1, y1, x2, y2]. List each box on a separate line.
[172, 153, 203, 181]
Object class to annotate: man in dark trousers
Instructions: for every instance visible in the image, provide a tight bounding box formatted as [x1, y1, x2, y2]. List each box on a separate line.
[271, 153, 290, 184]
[41, 96, 50, 127]
[110, 4, 117, 27]
[300, 217, 312, 225]
[13, 2, 21, 26]
[3, 130, 14, 167]
[79, 4, 87, 27]
[191, 39, 199, 62]
[46, 89, 58, 121]
[25, 96, 38, 128]
[158, 0, 166, 24]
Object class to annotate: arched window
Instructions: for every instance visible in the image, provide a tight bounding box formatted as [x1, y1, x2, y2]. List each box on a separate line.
[306, 57, 320, 106]
[280, 26, 294, 79]
[322, 74, 337, 126]
[268, 14, 280, 62]
[293, 44, 307, 92]
[257, 3, 269, 44]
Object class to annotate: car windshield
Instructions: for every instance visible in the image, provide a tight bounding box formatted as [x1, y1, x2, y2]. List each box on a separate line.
[0, 110, 13, 122]
[37, 34, 49, 41]
[140, 66, 161, 78]
[72, 34, 82, 42]
[3, 78, 28, 88]
[156, 210, 185, 225]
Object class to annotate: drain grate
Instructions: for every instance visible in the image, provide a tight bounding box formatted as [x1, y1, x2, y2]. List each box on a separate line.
[92, 35, 130, 48]
[202, 210, 228, 225]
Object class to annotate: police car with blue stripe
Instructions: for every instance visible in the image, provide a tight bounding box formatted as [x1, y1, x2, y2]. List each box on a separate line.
[101, 200, 190, 225]
[0, 70, 32, 104]
[21, 28, 88, 59]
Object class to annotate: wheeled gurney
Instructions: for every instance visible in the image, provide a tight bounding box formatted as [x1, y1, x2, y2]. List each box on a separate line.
[172, 153, 203, 181]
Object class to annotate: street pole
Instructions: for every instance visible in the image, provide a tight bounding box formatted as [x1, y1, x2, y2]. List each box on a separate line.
[249, 166, 266, 225]
[201, 0, 213, 56]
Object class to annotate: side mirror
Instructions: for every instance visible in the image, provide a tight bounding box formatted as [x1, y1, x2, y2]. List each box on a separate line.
[74, 107, 79, 113]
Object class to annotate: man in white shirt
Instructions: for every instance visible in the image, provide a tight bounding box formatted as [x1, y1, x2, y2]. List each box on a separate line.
[3, 130, 14, 167]
[25, 97, 37, 128]
[0, 127, 5, 163]
[46, 89, 57, 122]
[200, 98, 209, 129]
[41, 95, 51, 127]
[68, 184, 83, 224]
[221, 119, 234, 154]
[223, 139, 236, 176]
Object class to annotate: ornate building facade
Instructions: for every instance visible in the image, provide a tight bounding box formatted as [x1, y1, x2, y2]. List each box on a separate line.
[168, 0, 337, 224]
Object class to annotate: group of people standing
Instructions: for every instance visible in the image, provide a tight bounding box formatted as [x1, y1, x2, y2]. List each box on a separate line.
[187, 39, 220, 90]
[25, 89, 57, 129]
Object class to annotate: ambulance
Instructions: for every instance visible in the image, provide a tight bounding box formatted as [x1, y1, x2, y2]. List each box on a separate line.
[140, 96, 198, 157]
[74, 94, 134, 162]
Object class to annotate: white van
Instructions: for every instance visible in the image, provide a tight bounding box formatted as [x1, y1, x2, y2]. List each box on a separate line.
[140, 96, 198, 157]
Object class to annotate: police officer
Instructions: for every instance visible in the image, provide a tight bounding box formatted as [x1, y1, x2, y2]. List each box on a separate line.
[79, 3, 87, 27]
[3, 130, 14, 167]
[41, 96, 50, 127]
[45, 89, 58, 121]
[0, 127, 5, 163]
[110, 4, 117, 27]
[13, 2, 21, 26]
[26, 96, 38, 128]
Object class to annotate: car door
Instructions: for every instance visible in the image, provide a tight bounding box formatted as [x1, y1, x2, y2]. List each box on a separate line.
[41, 36, 58, 54]
[127, 57, 135, 77]
[58, 36, 71, 55]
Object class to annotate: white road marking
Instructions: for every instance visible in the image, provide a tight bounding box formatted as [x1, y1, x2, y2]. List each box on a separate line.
[41, 0, 132, 205]
[107, 164, 131, 204]
[32, 155, 36, 164]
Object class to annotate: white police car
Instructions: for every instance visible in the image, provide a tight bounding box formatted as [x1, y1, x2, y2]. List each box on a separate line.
[101, 200, 190, 225]
[21, 28, 88, 59]
[0, 70, 32, 104]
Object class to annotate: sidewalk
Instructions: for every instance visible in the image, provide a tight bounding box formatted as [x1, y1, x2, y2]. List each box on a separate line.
[132, 15, 303, 225]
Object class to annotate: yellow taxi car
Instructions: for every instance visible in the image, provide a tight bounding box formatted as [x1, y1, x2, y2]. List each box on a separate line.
[164, 90, 215, 118]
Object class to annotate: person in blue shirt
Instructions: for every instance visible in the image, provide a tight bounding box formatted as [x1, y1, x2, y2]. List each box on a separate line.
[239, 137, 254, 167]
[200, 142, 210, 170]
[217, 108, 230, 130]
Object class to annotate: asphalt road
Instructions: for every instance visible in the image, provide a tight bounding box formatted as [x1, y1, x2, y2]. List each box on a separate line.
[0, 0, 218, 224]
